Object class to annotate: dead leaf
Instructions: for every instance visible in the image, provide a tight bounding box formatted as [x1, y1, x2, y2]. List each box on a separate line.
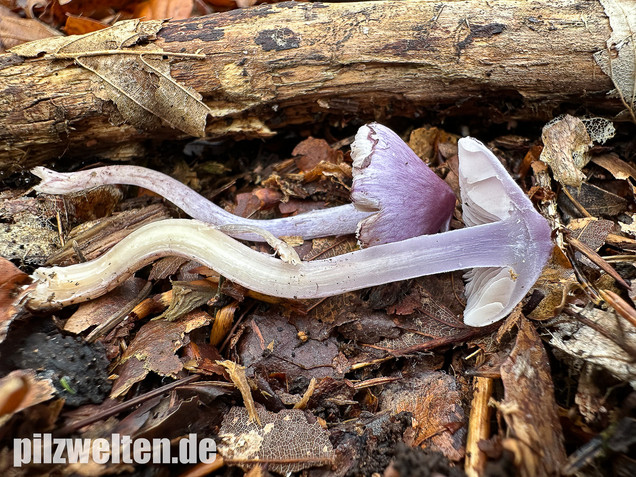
[292, 137, 342, 172]
[540, 115, 592, 187]
[0, 369, 56, 427]
[219, 406, 334, 474]
[0, 258, 31, 343]
[593, 0, 636, 119]
[559, 183, 627, 217]
[64, 15, 108, 35]
[499, 317, 567, 477]
[155, 280, 216, 322]
[379, 371, 467, 461]
[408, 126, 459, 165]
[0, 5, 61, 51]
[526, 248, 575, 321]
[133, 0, 194, 20]
[237, 312, 344, 380]
[110, 309, 212, 397]
[593, 153, 636, 181]
[549, 307, 636, 386]
[10, 19, 211, 136]
[371, 277, 475, 355]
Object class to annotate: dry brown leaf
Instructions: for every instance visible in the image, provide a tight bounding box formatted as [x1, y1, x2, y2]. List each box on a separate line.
[560, 183, 627, 217]
[0, 5, 61, 51]
[237, 312, 344, 380]
[219, 406, 334, 474]
[499, 317, 566, 477]
[526, 248, 575, 321]
[292, 137, 342, 172]
[133, 0, 194, 20]
[9, 19, 211, 136]
[0, 369, 55, 427]
[540, 115, 592, 187]
[593, 153, 636, 181]
[110, 309, 212, 397]
[0, 257, 30, 343]
[408, 126, 459, 165]
[593, 0, 636, 119]
[64, 14, 108, 35]
[372, 277, 474, 355]
[379, 371, 467, 461]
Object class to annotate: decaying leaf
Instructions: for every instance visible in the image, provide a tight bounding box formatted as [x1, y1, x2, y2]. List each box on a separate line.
[292, 137, 343, 172]
[110, 310, 212, 397]
[593, 0, 636, 117]
[540, 115, 592, 187]
[132, 0, 194, 20]
[549, 307, 636, 386]
[156, 280, 216, 322]
[219, 406, 334, 474]
[379, 371, 467, 461]
[9, 19, 211, 136]
[0, 5, 61, 51]
[499, 317, 567, 477]
[0, 258, 30, 343]
[408, 126, 459, 165]
[0, 369, 56, 427]
[526, 247, 575, 321]
[559, 183, 627, 217]
[237, 312, 344, 380]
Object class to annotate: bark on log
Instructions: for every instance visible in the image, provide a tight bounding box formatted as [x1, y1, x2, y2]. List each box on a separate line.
[0, 0, 621, 174]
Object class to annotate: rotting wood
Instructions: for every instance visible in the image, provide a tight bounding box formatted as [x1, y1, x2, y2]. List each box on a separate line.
[0, 0, 621, 173]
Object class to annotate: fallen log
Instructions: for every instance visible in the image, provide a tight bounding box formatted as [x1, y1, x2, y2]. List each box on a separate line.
[0, 0, 628, 173]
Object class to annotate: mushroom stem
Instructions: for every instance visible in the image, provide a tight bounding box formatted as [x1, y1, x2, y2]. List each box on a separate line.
[31, 166, 371, 241]
[28, 216, 525, 309]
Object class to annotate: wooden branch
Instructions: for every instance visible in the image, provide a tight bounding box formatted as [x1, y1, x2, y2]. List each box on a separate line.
[0, 0, 618, 172]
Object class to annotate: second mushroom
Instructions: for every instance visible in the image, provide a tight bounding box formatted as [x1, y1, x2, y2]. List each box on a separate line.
[26, 126, 552, 327]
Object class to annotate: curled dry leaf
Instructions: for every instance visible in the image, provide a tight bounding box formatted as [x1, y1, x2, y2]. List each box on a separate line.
[0, 369, 55, 427]
[0, 5, 61, 51]
[0, 257, 31, 343]
[540, 115, 592, 187]
[64, 277, 148, 334]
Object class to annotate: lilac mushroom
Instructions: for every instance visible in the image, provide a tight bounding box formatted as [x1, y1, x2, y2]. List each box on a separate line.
[31, 123, 455, 244]
[26, 133, 552, 326]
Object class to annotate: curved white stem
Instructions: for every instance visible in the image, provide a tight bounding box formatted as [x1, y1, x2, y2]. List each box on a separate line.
[32, 166, 371, 241]
[28, 218, 518, 309]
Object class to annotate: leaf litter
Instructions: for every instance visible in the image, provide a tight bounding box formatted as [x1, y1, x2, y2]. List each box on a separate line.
[9, 19, 211, 136]
[2, 8, 636, 472]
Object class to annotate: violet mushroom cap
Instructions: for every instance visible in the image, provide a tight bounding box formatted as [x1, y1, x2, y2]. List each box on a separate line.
[458, 137, 553, 326]
[31, 126, 455, 246]
[26, 134, 552, 327]
[350, 123, 457, 247]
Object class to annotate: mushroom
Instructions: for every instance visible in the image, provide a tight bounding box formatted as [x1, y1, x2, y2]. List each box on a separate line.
[31, 123, 455, 244]
[26, 136, 552, 326]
